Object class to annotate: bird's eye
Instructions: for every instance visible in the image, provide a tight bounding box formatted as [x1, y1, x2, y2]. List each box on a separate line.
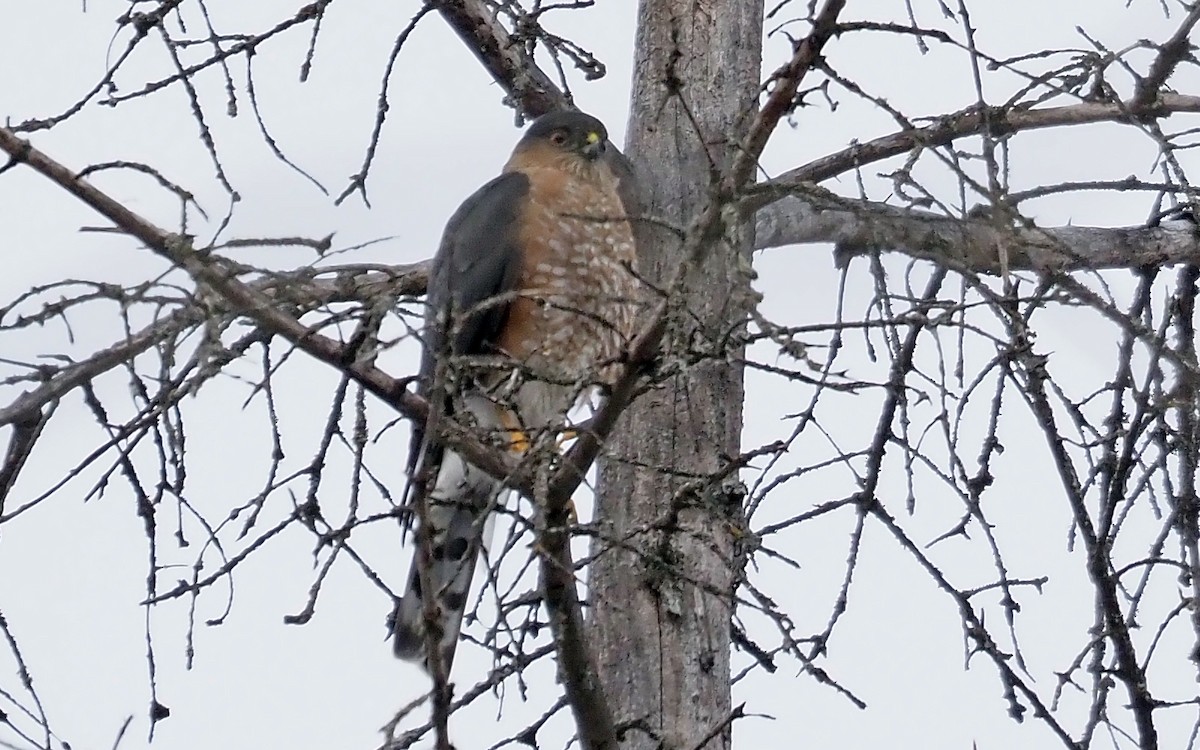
[550, 131, 568, 146]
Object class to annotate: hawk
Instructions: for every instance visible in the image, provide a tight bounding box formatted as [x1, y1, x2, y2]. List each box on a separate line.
[392, 111, 641, 671]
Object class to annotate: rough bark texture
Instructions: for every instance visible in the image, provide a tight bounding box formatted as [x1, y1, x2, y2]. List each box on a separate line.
[589, 3, 762, 748]
[752, 193, 1200, 271]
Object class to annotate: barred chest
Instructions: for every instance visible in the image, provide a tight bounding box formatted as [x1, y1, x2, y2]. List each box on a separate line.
[499, 170, 641, 385]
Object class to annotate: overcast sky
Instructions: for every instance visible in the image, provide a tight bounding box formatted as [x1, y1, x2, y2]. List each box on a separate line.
[2, 2, 1198, 749]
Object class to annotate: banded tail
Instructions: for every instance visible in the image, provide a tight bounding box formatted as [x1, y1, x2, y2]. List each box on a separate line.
[393, 448, 505, 670]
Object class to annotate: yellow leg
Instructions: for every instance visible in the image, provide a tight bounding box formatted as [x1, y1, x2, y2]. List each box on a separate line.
[500, 415, 579, 454]
[499, 410, 530, 454]
[499, 411, 579, 522]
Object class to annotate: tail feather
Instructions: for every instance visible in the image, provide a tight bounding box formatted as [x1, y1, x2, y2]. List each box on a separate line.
[393, 449, 504, 670]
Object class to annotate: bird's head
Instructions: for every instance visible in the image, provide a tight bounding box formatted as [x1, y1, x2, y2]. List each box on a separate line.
[509, 110, 611, 176]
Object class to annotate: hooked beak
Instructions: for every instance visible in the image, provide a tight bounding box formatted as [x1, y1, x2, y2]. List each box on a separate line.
[582, 131, 606, 161]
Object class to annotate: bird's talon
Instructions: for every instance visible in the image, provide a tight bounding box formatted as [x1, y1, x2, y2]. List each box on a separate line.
[557, 428, 578, 449]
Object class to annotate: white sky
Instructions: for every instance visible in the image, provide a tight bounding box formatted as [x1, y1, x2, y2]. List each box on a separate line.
[1, 2, 1198, 749]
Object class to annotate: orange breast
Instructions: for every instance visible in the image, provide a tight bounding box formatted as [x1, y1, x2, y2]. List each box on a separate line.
[496, 165, 640, 384]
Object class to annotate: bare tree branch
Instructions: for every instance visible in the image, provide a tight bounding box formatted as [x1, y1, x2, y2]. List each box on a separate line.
[732, 0, 846, 186]
[752, 190, 1200, 270]
[0, 261, 428, 429]
[1131, 5, 1200, 113]
[774, 93, 1200, 186]
[0, 126, 518, 492]
[431, 0, 569, 118]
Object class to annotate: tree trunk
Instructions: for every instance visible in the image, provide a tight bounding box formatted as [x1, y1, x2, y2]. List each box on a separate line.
[590, 2, 762, 748]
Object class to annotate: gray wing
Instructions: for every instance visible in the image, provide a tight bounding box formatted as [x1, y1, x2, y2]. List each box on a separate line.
[603, 144, 642, 226]
[393, 171, 530, 670]
[406, 171, 530, 482]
